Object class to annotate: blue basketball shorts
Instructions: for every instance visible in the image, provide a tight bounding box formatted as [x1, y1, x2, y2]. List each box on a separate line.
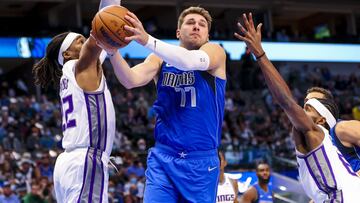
[143, 143, 220, 203]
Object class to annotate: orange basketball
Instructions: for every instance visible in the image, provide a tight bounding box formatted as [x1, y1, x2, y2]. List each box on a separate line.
[92, 5, 133, 49]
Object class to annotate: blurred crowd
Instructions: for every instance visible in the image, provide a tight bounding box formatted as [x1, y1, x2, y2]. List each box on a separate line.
[143, 17, 360, 44]
[0, 55, 360, 202]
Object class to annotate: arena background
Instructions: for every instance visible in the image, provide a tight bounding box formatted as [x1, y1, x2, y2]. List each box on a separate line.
[0, 0, 360, 202]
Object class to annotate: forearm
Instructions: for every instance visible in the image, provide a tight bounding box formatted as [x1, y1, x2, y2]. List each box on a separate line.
[99, 0, 120, 10]
[257, 55, 295, 109]
[77, 38, 102, 70]
[109, 52, 138, 89]
[144, 35, 210, 71]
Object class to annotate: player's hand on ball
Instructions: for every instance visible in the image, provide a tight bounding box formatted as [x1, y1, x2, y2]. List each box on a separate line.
[124, 11, 149, 46]
[90, 30, 118, 55]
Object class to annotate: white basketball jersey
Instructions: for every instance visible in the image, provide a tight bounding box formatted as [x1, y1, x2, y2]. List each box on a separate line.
[296, 125, 360, 203]
[217, 174, 236, 203]
[59, 60, 115, 156]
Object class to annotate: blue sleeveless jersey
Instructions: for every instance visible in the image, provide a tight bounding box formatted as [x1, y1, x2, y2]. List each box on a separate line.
[330, 122, 360, 172]
[253, 183, 273, 203]
[153, 62, 226, 151]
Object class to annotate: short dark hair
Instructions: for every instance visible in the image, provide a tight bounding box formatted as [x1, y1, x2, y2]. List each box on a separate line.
[255, 159, 269, 171]
[32, 32, 69, 88]
[306, 87, 334, 100]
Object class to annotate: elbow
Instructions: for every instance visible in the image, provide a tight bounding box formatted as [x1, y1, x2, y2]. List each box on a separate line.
[123, 83, 136, 89]
[119, 80, 136, 89]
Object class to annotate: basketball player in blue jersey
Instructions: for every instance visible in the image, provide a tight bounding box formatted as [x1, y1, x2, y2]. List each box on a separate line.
[304, 87, 360, 176]
[93, 5, 226, 203]
[217, 150, 239, 203]
[235, 13, 360, 202]
[32, 0, 121, 202]
[241, 161, 273, 203]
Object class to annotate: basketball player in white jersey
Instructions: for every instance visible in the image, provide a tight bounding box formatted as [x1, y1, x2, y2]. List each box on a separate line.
[217, 150, 239, 203]
[235, 13, 360, 202]
[32, 1, 121, 202]
[305, 87, 360, 176]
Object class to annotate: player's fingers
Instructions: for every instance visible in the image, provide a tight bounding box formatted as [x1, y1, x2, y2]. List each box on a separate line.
[127, 11, 141, 23]
[124, 15, 141, 27]
[243, 13, 251, 30]
[256, 23, 263, 35]
[234, 32, 248, 42]
[124, 25, 136, 33]
[248, 12, 256, 32]
[124, 36, 136, 42]
[237, 22, 249, 37]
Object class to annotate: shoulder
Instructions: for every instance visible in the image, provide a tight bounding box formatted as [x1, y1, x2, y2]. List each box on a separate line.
[335, 120, 360, 141]
[63, 59, 78, 74]
[243, 186, 258, 199]
[334, 121, 347, 136]
[200, 42, 226, 55]
[334, 120, 357, 134]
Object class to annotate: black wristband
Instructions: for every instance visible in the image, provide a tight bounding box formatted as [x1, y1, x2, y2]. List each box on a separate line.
[256, 52, 266, 60]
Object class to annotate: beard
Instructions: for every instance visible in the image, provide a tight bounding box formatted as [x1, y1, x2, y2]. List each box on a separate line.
[258, 176, 270, 184]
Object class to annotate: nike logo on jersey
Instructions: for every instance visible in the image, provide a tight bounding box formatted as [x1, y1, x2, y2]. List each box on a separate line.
[165, 63, 173, 67]
[208, 166, 217, 172]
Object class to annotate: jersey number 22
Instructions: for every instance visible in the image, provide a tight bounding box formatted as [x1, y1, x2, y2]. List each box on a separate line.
[61, 95, 76, 131]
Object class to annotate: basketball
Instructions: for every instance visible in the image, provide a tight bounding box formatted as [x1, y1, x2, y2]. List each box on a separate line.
[92, 5, 133, 49]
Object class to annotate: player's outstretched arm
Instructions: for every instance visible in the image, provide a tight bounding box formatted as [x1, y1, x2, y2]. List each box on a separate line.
[109, 52, 161, 89]
[99, 0, 121, 10]
[234, 13, 318, 135]
[75, 0, 123, 72]
[336, 120, 360, 147]
[91, 34, 161, 89]
[123, 11, 226, 72]
[76, 36, 102, 73]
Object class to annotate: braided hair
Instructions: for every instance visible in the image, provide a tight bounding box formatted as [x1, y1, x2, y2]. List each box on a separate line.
[32, 32, 69, 88]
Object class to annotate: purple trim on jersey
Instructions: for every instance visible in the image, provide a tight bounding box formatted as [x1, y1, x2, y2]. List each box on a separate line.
[99, 151, 105, 203]
[88, 147, 98, 203]
[340, 190, 343, 203]
[84, 94, 93, 147]
[304, 156, 327, 194]
[95, 95, 102, 149]
[321, 146, 338, 188]
[296, 143, 323, 159]
[313, 152, 333, 191]
[77, 148, 90, 203]
[302, 145, 345, 202]
[102, 93, 108, 152]
[337, 153, 358, 177]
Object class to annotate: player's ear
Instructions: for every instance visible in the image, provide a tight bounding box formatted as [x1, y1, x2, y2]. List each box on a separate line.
[176, 29, 180, 39]
[316, 116, 327, 126]
[63, 51, 71, 61]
